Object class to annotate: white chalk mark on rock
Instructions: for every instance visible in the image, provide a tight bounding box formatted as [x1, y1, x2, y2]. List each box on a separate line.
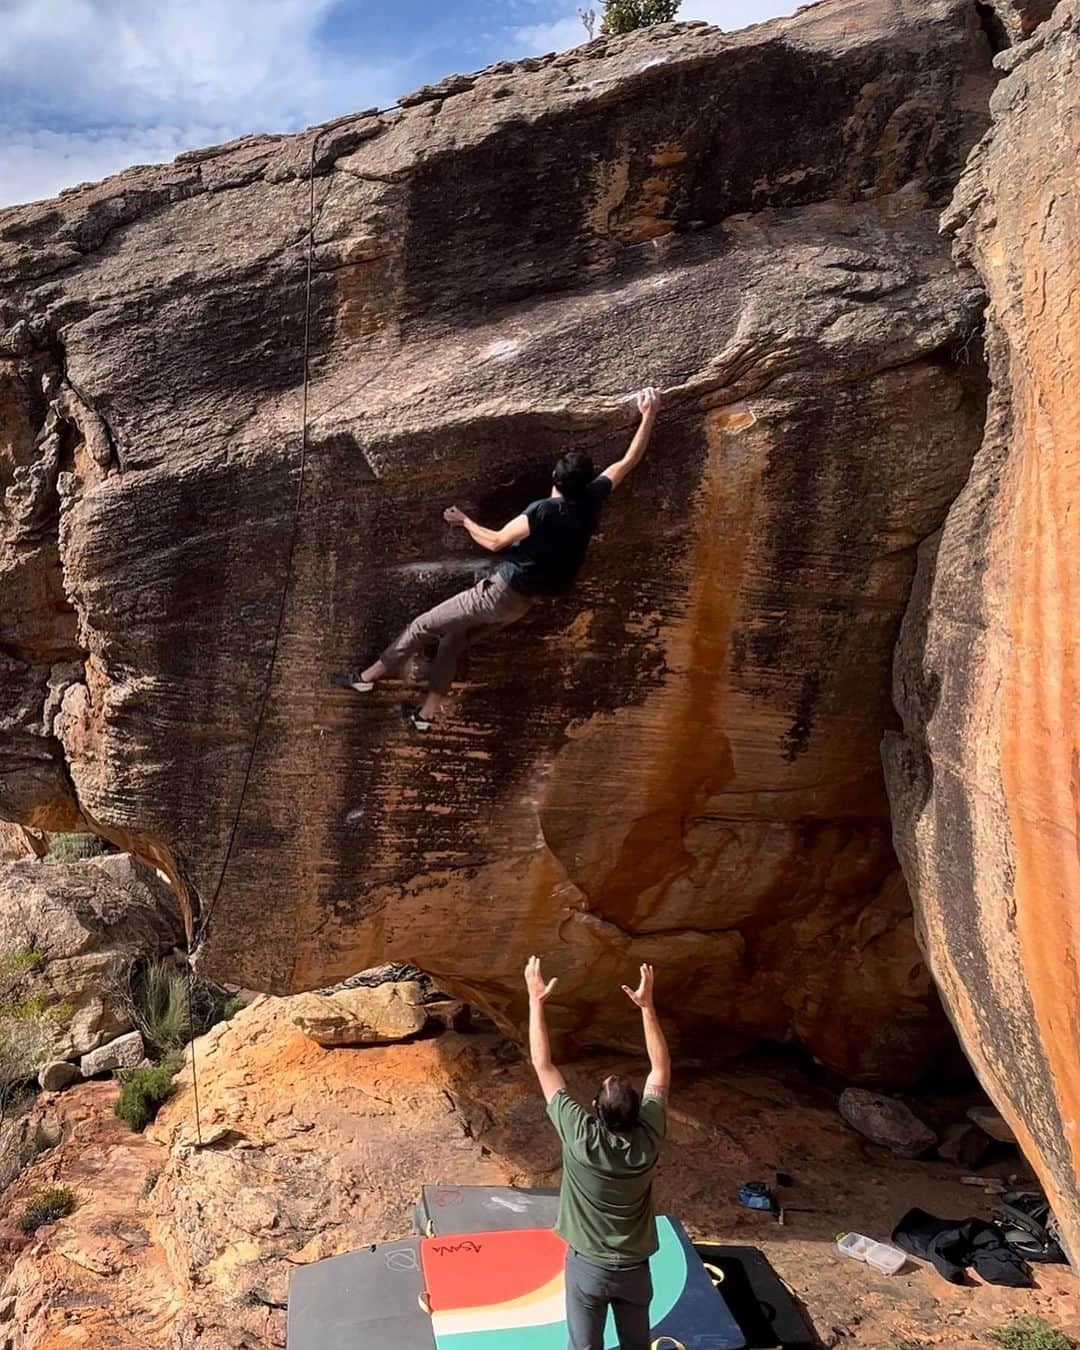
[482, 338, 521, 361]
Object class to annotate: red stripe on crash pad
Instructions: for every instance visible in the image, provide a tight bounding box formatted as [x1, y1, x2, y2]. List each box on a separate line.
[421, 1228, 567, 1312]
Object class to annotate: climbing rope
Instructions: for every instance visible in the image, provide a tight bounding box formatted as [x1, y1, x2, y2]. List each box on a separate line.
[184, 959, 204, 1145]
[185, 127, 324, 1143]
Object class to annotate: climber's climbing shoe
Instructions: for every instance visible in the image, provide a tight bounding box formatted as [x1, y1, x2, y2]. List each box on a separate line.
[401, 704, 432, 733]
[331, 671, 374, 692]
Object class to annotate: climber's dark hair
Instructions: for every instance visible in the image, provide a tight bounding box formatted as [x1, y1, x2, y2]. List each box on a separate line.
[552, 450, 595, 500]
[595, 1074, 640, 1134]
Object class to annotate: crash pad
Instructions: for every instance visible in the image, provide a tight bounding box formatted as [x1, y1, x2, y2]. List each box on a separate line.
[415, 1183, 559, 1236]
[286, 1237, 434, 1350]
[420, 1216, 746, 1349]
[694, 1244, 817, 1348]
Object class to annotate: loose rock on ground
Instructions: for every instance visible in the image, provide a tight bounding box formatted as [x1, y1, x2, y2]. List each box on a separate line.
[79, 1029, 144, 1078]
[838, 1088, 937, 1159]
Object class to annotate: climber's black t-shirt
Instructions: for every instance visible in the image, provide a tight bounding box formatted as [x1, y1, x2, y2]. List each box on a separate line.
[497, 475, 612, 597]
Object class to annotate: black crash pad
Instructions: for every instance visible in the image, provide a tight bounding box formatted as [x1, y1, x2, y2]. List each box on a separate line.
[693, 1244, 818, 1348]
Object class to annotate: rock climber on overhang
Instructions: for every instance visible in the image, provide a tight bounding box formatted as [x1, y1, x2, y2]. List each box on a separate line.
[336, 386, 661, 730]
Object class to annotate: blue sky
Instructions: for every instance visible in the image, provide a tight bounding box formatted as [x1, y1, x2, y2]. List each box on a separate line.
[0, 0, 797, 209]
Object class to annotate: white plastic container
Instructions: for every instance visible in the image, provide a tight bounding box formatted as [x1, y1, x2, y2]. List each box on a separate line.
[836, 1233, 906, 1275]
[865, 1242, 906, 1275]
[837, 1232, 875, 1261]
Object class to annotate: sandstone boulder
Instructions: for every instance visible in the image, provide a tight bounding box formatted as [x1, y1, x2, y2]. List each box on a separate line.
[36, 1060, 78, 1093]
[290, 981, 428, 1045]
[983, 0, 1060, 42]
[967, 1106, 1017, 1146]
[885, 0, 1080, 1256]
[0, 855, 182, 1058]
[838, 1087, 936, 1158]
[938, 1121, 993, 1170]
[0, 824, 40, 861]
[0, 0, 999, 1084]
[79, 1029, 144, 1077]
[425, 996, 471, 1033]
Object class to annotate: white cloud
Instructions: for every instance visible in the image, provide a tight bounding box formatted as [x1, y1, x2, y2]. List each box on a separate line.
[0, 0, 805, 209]
[510, 0, 799, 55]
[0, 0, 386, 128]
[0, 0, 411, 208]
[513, 14, 594, 53]
[0, 124, 235, 210]
[681, 0, 799, 25]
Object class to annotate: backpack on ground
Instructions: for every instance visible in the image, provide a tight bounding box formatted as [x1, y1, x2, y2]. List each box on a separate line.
[994, 1191, 1066, 1264]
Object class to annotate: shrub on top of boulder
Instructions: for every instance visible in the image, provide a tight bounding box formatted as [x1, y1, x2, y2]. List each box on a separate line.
[41, 832, 110, 864]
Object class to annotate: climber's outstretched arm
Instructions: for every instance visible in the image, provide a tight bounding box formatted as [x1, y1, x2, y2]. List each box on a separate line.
[602, 387, 661, 491]
[444, 505, 529, 552]
[622, 962, 670, 1099]
[525, 956, 566, 1103]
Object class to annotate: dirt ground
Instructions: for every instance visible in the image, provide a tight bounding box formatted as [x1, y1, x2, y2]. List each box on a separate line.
[0, 1000, 1076, 1348]
[440, 1035, 1080, 1348]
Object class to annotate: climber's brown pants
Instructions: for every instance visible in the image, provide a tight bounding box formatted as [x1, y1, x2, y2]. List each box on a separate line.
[379, 573, 535, 695]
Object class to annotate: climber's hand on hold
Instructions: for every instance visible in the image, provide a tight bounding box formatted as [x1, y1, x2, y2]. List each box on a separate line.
[621, 962, 655, 1010]
[525, 955, 557, 1003]
[603, 391, 659, 490]
[444, 505, 466, 526]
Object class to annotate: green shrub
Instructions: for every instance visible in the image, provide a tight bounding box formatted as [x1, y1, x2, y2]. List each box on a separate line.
[114, 1057, 181, 1132]
[42, 832, 108, 864]
[20, 1184, 75, 1233]
[220, 995, 245, 1021]
[135, 961, 191, 1057]
[600, 0, 681, 35]
[990, 1316, 1074, 1350]
[119, 960, 237, 1057]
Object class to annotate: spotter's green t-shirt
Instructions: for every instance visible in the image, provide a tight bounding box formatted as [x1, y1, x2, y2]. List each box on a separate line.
[546, 1088, 666, 1267]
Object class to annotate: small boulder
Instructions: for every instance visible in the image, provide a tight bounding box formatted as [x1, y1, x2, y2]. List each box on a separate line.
[290, 980, 428, 1046]
[838, 1087, 937, 1158]
[425, 998, 471, 1033]
[80, 1029, 144, 1077]
[939, 1121, 993, 1169]
[38, 1059, 79, 1092]
[967, 1106, 1017, 1144]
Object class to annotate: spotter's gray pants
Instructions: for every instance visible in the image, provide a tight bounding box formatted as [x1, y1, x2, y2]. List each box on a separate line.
[379, 573, 535, 695]
[564, 1250, 653, 1350]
